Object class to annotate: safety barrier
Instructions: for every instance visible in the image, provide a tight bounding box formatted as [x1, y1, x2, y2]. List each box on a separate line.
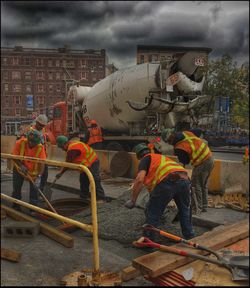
[0, 153, 101, 283]
[1, 137, 249, 195]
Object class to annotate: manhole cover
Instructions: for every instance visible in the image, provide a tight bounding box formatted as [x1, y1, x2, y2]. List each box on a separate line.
[50, 198, 89, 216]
[110, 151, 132, 177]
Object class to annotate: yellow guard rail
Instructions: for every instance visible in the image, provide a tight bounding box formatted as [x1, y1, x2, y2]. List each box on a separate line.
[1, 153, 101, 282]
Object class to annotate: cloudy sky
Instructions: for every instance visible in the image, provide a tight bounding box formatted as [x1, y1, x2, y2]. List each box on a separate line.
[1, 1, 249, 68]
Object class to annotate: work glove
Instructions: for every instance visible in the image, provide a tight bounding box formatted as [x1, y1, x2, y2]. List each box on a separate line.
[34, 175, 42, 187]
[20, 165, 28, 174]
[55, 172, 63, 179]
[124, 199, 135, 209]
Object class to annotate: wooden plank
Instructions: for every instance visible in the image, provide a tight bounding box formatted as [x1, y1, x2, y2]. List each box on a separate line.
[133, 219, 249, 278]
[121, 266, 141, 282]
[1, 248, 21, 262]
[1, 204, 74, 248]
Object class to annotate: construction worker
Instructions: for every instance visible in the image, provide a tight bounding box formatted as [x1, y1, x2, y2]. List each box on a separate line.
[124, 143, 195, 241]
[162, 128, 214, 214]
[56, 136, 106, 202]
[29, 114, 49, 193]
[12, 129, 46, 211]
[87, 120, 104, 150]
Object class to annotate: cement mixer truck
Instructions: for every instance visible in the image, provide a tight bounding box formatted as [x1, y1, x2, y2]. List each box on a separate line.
[45, 46, 212, 152]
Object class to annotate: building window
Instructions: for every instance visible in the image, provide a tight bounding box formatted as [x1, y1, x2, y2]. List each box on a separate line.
[151, 54, 158, 62]
[49, 84, 54, 93]
[36, 58, 44, 66]
[62, 60, 66, 67]
[4, 96, 10, 106]
[3, 71, 8, 80]
[81, 71, 87, 79]
[48, 71, 53, 80]
[24, 71, 32, 80]
[4, 83, 9, 92]
[37, 83, 45, 92]
[37, 96, 45, 105]
[56, 84, 61, 92]
[26, 84, 32, 93]
[13, 84, 22, 92]
[36, 71, 45, 80]
[14, 96, 21, 105]
[81, 59, 86, 67]
[68, 60, 75, 67]
[24, 58, 31, 65]
[140, 55, 144, 64]
[55, 72, 61, 80]
[15, 108, 21, 116]
[2, 57, 8, 65]
[12, 71, 21, 80]
[48, 59, 53, 67]
[12, 57, 20, 65]
[55, 60, 60, 67]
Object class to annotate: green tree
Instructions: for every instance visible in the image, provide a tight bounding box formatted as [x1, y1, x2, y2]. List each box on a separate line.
[202, 54, 249, 129]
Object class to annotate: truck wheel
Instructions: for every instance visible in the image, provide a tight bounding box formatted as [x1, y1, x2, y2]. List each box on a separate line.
[105, 142, 124, 151]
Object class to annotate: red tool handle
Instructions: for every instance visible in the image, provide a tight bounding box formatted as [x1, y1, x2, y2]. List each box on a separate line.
[133, 237, 189, 256]
[143, 224, 222, 259]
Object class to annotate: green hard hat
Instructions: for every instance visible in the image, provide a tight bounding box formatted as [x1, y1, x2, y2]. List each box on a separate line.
[134, 143, 150, 158]
[27, 129, 41, 145]
[56, 135, 68, 148]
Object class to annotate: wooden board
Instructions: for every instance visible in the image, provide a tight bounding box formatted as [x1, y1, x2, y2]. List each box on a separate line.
[120, 266, 141, 282]
[133, 219, 249, 277]
[1, 204, 74, 248]
[1, 248, 21, 262]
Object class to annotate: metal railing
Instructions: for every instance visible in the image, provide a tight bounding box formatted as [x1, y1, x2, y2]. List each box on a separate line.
[1, 153, 101, 282]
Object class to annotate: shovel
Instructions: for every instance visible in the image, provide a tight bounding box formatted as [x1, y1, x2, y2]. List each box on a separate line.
[133, 225, 249, 281]
[43, 176, 59, 202]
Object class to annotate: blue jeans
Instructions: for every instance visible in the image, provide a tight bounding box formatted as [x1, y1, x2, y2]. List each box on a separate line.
[79, 160, 106, 200]
[143, 177, 195, 240]
[12, 168, 39, 206]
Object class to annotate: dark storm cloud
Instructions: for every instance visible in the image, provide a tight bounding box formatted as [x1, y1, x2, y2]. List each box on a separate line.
[1, 1, 249, 68]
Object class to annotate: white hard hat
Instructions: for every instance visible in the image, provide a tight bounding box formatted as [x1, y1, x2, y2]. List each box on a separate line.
[35, 114, 48, 125]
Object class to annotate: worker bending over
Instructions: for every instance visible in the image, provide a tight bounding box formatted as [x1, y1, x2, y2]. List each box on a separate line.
[12, 129, 46, 211]
[56, 136, 106, 203]
[124, 143, 195, 241]
[162, 129, 214, 214]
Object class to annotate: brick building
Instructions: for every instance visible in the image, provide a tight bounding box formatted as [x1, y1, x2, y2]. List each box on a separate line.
[1, 45, 109, 134]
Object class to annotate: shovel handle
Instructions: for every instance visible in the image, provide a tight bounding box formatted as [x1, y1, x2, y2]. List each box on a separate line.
[134, 237, 228, 269]
[143, 224, 222, 260]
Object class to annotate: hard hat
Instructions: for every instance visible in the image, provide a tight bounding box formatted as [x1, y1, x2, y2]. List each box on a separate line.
[161, 128, 175, 142]
[134, 143, 150, 158]
[35, 114, 48, 126]
[56, 135, 68, 148]
[27, 129, 41, 145]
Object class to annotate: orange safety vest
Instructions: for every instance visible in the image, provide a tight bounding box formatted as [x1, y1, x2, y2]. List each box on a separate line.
[174, 131, 211, 166]
[143, 153, 187, 192]
[88, 126, 103, 146]
[67, 141, 98, 168]
[19, 139, 43, 176]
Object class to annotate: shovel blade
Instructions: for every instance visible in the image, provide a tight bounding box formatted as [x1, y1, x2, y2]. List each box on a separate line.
[231, 267, 249, 281]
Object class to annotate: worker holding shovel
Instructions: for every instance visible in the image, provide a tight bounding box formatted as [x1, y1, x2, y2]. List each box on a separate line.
[11, 129, 46, 212]
[124, 143, 195, 242]
[56, 136, 106, 203]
